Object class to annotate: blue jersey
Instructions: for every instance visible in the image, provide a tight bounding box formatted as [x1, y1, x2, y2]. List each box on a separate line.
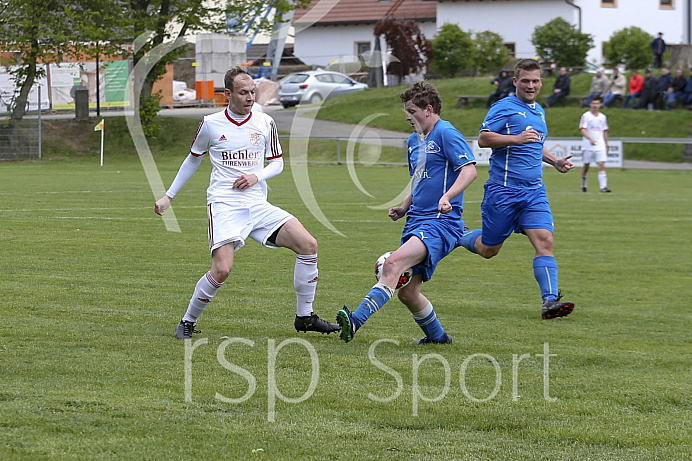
[480, 94, 548, 189]
[406, 119, 476, 221]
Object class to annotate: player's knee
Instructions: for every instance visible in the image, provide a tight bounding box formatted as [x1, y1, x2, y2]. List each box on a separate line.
[302, 235, 318, 254]
[477, 244, 500, 259]
[397, 287, 417, 306]
[211, 266, 232, 283]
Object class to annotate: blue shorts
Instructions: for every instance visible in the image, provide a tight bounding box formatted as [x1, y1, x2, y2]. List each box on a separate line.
[480, 182, 554, 247]
[401, 217, 465, 282]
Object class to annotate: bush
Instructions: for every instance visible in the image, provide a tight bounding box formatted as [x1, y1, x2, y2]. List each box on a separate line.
[431, 23, 475, 78]
[604, 26, 652, 70]
[532, 17, 593, 68]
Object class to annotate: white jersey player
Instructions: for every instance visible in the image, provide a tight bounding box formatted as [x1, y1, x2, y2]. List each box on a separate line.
[155, 66, 339, 338]
[579, 96, 611, 193]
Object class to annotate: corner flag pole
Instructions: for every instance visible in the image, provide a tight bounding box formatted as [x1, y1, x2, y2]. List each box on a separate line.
[94, 119, 105, 166]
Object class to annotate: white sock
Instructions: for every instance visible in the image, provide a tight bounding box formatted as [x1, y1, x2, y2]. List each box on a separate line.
[295, 254, 318, 317]
[598, 171, 608, 189]
[411, 302, 434, 321]
[182, 272, 223, 323]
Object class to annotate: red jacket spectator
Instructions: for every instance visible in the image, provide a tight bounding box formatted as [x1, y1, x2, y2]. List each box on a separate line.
[629, 72, 644, 94]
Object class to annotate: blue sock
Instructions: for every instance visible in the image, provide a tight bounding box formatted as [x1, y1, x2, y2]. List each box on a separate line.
[411, 303, 446, 341]
[351, 283, 394, 328]
[533, 256, 558, 303]
[458, 229, 482, 254]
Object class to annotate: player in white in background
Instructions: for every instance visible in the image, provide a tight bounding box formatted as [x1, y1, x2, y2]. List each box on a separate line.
[155, 66, 339, 339]
[579, 95, 611, 193]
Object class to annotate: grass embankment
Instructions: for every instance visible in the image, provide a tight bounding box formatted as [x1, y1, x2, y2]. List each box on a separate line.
[315, 73, 692, 163]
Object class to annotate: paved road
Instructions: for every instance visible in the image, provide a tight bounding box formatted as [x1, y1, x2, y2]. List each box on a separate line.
[35, 105, 692, 169]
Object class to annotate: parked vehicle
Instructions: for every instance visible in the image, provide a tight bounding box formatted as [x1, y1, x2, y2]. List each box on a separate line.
[278, 70, 367, 108]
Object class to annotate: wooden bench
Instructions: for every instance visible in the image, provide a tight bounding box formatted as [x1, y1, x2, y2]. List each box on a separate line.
[455, 95, 487, 109]
[540, 94, 587, 107]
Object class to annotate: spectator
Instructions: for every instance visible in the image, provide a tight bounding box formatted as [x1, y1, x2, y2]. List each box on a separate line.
[637, 69, 658, 110]
[585, 68, 610, 107]
[544, 67, 571, 108]
[603, 68, 627, 108]
[651, 32, 666, 69]
[666, 68, 686, 110]
[486, 68, 514, 108]
[622, 69, 644, 109]
[654, 67, 673, 110]
[683, 69, 692, 108]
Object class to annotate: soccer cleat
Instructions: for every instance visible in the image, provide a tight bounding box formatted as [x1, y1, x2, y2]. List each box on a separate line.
[581, 186, 587, 192]
[600, 188, 612, 193]
[175, 320, 200, 339]
[336, 306, 358, 343]
[541, 292, 575, 319]
[294, 313, 341, 334]
[408, 333, 453, 345]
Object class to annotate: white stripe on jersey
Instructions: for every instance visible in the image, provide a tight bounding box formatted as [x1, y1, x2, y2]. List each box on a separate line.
[190, 108, 283, 203]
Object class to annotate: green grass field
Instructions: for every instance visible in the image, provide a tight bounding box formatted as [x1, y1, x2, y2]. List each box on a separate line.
[1, 154, 691, 459]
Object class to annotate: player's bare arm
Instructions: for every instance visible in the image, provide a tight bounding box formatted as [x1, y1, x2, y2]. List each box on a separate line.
[233, 174, 259, 190]
[478, 129, 537, 148]
[154, 195, 172, 216]
[543, 148, 574, 173]
[581, 128, 596, 145]
[389, 193, 412, 221]
[438, 164, 478, 214]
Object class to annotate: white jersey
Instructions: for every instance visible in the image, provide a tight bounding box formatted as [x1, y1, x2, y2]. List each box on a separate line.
[190, 108, 282, 203]
[579, 111, 608, 152]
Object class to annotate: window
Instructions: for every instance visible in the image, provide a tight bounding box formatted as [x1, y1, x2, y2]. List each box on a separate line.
[660, 0, 673, 8]
[315, 74, 335, 83]
[601, 0, 615, 7]
[355, 42, 371, 63]
[504, 43, 516, 59]
[285, 74, 309, 84]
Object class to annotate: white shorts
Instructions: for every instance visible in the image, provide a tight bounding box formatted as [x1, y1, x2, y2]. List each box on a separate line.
[207, 201, 294, 252]
[582, 149, 607, 164]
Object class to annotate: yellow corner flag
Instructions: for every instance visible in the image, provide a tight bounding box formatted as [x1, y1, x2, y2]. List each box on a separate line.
[94, 119, 104, 131]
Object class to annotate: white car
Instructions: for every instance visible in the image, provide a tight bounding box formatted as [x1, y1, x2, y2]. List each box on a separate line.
[279, 70, 367, 108]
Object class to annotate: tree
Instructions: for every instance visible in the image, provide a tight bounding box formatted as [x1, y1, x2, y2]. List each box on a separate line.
[531, 17, 593, 68]
[1, 0, 308, 136]
[474, 31, 510, 75]
[429, 23, 474, 78]
[374, 17, 432, 83]
[603, 27, 653, 71]
[129, 0, 310, 136]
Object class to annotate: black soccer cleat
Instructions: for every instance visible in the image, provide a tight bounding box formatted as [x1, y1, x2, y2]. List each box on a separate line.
[541, 292, 575, 319]
[581, 186, 587, 192]
[408, 332, 453, 345]
[175, 320, 200, 339]
[294, 313, 341, 334]
[336, 306, 358, 343]
[600, 187, 612, 193]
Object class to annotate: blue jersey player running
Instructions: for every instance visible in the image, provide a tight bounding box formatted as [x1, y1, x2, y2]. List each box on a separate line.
[337, 82, 478, 344]
[458, 59, 576, 319]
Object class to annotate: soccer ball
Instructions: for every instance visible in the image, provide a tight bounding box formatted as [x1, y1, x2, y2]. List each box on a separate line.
[375, 251, 413, 289]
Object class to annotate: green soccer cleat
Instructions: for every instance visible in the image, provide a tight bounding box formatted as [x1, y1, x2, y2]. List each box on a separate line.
[336, 306, 358, 343]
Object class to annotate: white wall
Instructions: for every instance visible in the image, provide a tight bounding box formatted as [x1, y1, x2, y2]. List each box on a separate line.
[294, 22, 437, 68]
[438, 0, 686, 66]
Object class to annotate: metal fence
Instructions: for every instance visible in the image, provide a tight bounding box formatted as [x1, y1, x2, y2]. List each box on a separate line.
[0, 86, 43, 161]
[0, 116, 40, 161]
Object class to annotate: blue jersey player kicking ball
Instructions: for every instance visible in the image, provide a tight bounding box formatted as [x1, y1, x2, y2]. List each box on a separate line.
[458, 59, 576, 319]
[337, 82, 478, 344]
